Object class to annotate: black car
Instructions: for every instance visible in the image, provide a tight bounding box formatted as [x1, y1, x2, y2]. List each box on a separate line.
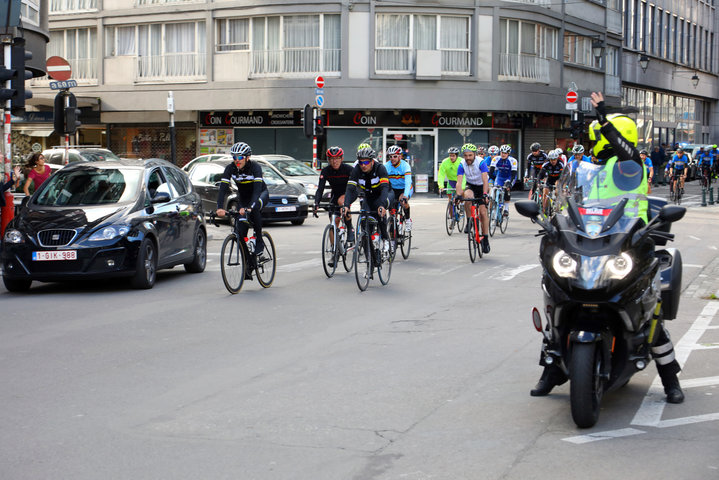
[1, 159, 207, 292]
[188, 159, 309, 225]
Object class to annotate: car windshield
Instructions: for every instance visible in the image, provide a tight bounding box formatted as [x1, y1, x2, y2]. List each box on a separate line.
[34, 167, 143, 206]
[259, 165, 287, 186]
[271, 160, 316, 176]
[80, 150, 121, 162]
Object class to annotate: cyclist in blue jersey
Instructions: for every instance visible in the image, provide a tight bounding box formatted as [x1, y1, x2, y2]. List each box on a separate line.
[639, 149, 654, 193]
[456, 143, 490, 253]
[489, 144, 518, 213]
[385, 145, 413, 231]
[483, 145, 499, 173]
[665, 147, 689, 193]
[697, 147, 714, 186]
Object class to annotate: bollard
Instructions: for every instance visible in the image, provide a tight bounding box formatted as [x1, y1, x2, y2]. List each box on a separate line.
[710, 186, 715, 205]
[701, 187, 707, 206]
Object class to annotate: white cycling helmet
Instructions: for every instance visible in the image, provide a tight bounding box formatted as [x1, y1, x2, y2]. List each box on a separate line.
[387, 145, 403, 156]
[572, 144, 585, 154]
[230, 142, 252, 156]
[499, 144, 512, 154]
[488, 145, 499, 156]
[547, 150, 560, 160]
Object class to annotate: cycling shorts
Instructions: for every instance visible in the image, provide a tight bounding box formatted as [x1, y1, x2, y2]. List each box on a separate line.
[465, 183, 487, 204]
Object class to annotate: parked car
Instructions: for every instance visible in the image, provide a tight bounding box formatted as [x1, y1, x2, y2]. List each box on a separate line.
[188, 159, 309, 225]
[181, 153, 231, 173]
[256, 154, 328, 203]
[42, 147, 121, 173]
[1, 159, 207, 292]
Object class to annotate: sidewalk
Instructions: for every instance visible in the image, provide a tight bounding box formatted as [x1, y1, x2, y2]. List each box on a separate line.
[684, 255, 719, 299]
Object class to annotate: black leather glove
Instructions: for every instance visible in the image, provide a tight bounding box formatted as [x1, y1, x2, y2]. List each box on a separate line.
[595, 100, 608, 124]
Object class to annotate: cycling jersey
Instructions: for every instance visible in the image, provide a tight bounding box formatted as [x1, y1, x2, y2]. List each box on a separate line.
[316, 162, 353, 206]
[437, 156, 461, 189]
[217, 160, 267, 209]
[489, 155, 518, 187]
[457, 158, 489, 185]
[667, 154, 688, 172]
[525, 151, 548, 177]
[537, 161, 564, 186]
[344, 161, 391, 207]
[644, 158, 653, 176]
[698, 152, 714, 167]
[385, 159, 413, 198]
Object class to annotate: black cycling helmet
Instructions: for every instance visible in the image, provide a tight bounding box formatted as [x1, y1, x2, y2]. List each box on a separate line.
[639, 149, 649, 155]
[530, 142, 541, 152]
[230, 142, 251, 156]
[357, 147, 376, 160]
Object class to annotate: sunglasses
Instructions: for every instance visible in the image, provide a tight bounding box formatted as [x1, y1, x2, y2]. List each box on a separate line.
[233, 155, 247, 161]
[358, 159, 372, 165]
[390, 154, 403, 158]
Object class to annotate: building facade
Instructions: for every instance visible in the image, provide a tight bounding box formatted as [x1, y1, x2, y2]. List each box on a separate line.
[18, 0, 719, 185]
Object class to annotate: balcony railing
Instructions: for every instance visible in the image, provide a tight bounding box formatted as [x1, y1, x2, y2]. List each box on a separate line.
[136, 53, 206, 81]
[250, 48, 341, 77]
[137, 0, 202, 5]
[502, 0, 551, 7]
[498, 53, 550, 83]
[31, 57, 97, 85]
[375, 48, 471, 76]
[49, 0, 97, 13]
[605, 74, 621, 96]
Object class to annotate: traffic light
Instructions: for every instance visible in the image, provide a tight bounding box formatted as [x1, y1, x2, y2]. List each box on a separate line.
[0, 63, 16, 103]
[10, 38, 32, 115]
[303, 104, 313, 138]
[53, 91, 66, 135]
[64, 92, 81, 134]
[570, 111, 584, 139]
[314, 112, 324, 137]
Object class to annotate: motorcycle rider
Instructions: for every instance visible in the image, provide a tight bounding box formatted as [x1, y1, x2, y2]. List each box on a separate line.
[530, 92, 684, 404]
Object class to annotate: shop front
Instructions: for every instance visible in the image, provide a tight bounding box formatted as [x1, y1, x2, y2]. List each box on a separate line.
[108, 124, 197, 167]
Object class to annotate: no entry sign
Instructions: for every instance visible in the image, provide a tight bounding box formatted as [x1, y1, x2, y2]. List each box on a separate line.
[315, 76, 325, 89]
[566, 91, 578, 103]
[46, 56, 72, 81]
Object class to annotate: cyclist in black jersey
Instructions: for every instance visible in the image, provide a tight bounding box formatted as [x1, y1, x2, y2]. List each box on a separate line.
[217, 142, 270, 261]
[537, 150, 564, 213]
[315, 146, 355, 239]
[341, 147, 392, 253]
[525, 142, 548, 199]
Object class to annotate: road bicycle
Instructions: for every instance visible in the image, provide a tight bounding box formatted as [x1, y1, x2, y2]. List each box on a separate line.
[700, 165, 712, 191]
[441, 187, 465, 236]
[527, 178, 542, 207]
[315, 205, 354, 278]
[488, 181, 510, 237]
[541, 183, 557, 217]
[388, 202, 412, 260]
[669, 174, 683, 204]
[457, 197, 486, 263]
[349, 207, 392, 291]
[211, 209, 276, 294]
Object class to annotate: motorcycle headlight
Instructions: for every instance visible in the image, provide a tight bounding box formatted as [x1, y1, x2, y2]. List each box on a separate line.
[552, 250, 577, 278]
[3, 229, 24, 244]
[607, 252, 633, 279]
[89, 225, 131, 241]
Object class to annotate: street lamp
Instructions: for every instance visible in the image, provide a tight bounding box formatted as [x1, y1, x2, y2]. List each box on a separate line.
[592, 39, 605, 63]
[639, 53, 650, 73]
[691, 73, 700, 88]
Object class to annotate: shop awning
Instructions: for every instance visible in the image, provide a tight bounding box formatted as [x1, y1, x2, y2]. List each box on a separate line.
[20, 129, 54, 137]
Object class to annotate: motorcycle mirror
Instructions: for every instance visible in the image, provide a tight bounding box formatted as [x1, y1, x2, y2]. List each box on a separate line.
[515, 200, 540, 218]
[658, 205, 686, 223]
[532, 307, 543, 332]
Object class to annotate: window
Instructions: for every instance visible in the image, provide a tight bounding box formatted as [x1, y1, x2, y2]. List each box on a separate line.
[248, 14, 340, 75]
[216, 18, 249, 52]
[164, 167, 189, 196]
[500, 19, 557, 59]
[563, 34, 599, 68]
[21, 0, 40, 24]
[49, 0, 96, 14]
[375, 13, 471, 75]
[48, 28, 97, 80]
[606, 46, 619, 76]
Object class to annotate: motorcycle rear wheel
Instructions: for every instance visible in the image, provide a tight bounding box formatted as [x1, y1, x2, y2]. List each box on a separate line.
[570, 342, 604, 428]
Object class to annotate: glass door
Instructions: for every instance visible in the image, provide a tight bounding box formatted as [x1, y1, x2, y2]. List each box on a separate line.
[384, 130, 437, 189]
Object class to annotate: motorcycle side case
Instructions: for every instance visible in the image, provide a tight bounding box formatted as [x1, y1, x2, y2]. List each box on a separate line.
[648, 196, 672, 246]
[656, 248, 682, 320]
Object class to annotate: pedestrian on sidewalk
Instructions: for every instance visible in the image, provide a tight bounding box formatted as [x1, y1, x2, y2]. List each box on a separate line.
[651, 145, 664, 186]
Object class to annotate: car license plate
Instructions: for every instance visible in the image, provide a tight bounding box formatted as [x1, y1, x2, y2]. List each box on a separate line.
[275, 206, 297, 212]
[32, 250, 78, 261]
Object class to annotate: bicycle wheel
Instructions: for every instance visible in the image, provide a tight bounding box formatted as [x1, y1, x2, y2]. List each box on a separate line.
[256, 232, 276, 288]
[354, 233, 372, 291]
[456, 208, 466, 233]
[669, 181, 675, 202]
[676, 187, 682, 205]
[220, 234, 245, 294]
[489, 202, 498, 237]
[377, 241, 392, 286]
[400, 222, 412, 259]
[321, 224, 338, 278]
[467, 221, 477, 263]
[445, 202, 455, 236]
[500, 206, 509, 234]
[342, 233, 354, 272]
[388, 216, 398, 262]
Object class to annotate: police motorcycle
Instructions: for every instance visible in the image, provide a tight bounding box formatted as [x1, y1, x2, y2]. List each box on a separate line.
[515, 160, 685, 428]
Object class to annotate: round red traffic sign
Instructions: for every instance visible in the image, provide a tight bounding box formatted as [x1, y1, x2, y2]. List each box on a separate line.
[566, 91, 578, 103]
[46, 56, 72, 81]
[315, 75, 325, 88]
[394, 134, 403, 141]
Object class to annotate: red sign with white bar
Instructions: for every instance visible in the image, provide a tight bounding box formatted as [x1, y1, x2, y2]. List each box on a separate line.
[315, 75, 325, 88]
[46, 56, 72, 81]
[566, 91, 578, 103]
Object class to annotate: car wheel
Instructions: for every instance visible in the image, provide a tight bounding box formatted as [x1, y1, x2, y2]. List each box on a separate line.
[291, 218, 305, 226]
[3, 276, 32, 292]
[131, 238, 157, 289]
[184, 227, 207, 273]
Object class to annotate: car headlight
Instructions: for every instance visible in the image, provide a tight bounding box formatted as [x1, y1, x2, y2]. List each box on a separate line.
[297, 194, 308, 204]
[3, 229, 24, 244]
[607, 252, 633, 279]
[89, 225, 131, 241]
[304, 183, 318, 194]
[552, 250, 577, 278]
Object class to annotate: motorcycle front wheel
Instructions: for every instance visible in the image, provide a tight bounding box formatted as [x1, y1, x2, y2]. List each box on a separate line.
[570, 342, 604, 428]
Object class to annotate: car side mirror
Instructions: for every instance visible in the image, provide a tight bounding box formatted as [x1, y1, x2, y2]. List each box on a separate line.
[658, 205, 686, 223]
[515, 200, 540, 218]
[151, 191, 171, 204]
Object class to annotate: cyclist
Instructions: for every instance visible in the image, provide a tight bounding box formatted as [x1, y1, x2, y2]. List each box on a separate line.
[525, 142, 548, 200]
[665, 147, 688, 194]
[489, 144, 518, 214]
[315, 146, 355, 246]
[568, 144, 591, 166]
[698, 147, 714, 186]
[639, 149, 654, 193]
[710, 144, 719, 177]
[455, 143, 491, 254]
[385, 145, 413, 231]
[341, 147, 392, 254]
[537, 149, 564, 213]
[484, 145, 499, 172]
[437, 147, 462, 192]
[216, 142, 271, 266]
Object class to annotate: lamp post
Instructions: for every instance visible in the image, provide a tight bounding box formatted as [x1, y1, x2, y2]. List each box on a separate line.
[639, 53, 650, 73]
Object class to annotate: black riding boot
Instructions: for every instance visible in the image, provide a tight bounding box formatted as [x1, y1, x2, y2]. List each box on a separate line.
[530, 365, 568, 397]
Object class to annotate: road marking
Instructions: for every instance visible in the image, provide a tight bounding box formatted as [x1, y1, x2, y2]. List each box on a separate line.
[685, 264, 704, 268]
[278, 258, 320, 273]
[690, 235, 702, 241]
[710, 246, 718, 251]
[489, 264, 539, 281]
[563, 428, 646, 444]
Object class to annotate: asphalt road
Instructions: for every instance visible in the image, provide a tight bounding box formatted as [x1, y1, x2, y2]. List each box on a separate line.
[1, 189, 718, 480]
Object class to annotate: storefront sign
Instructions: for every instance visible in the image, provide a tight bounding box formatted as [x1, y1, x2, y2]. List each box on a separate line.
[199, 111, 302, 128]
[328, 110, 492, 128]
[415, 174, 429, 193]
